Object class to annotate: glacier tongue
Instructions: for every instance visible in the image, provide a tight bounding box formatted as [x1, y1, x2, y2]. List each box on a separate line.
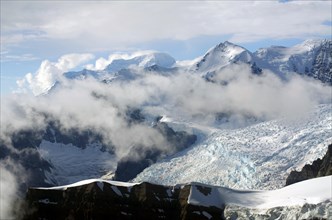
[133, 104, 332, 190]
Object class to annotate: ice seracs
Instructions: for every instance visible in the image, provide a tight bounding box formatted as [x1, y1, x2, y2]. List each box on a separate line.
[133, 104, 332, 190]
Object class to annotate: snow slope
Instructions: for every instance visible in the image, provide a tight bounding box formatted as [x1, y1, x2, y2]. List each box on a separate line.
[194, 41, 253, 72]
[38, 141, 116, 185]
[60, 51, 176, 84]
[254, 39, 331, 81]
[35, 178, 139, 190]
[104, 52, 176, 72]
[44, 39, 331, 95]
[192, 176, 332, 219]
[34, 175, 332, 210]
[134, 104, 332, 190]
[189, 176, 332, 209]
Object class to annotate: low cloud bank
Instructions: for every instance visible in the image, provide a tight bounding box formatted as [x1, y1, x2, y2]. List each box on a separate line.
[4, 62, 332, 152]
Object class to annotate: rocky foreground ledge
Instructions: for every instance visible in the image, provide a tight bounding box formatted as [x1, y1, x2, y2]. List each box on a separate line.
[23, 176, 331, 220]
[24, 180, 222, 220]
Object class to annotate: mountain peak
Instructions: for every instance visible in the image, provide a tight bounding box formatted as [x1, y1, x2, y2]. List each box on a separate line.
[300, 39, 326, 47]
[195, 41, 252, 72]
[214, 41, 245, 51]
[223, 40, 238, 46]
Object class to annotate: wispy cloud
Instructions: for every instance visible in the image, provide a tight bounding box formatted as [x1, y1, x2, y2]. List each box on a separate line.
[1, 1, 331, 53]
[1, 53, 39, 62]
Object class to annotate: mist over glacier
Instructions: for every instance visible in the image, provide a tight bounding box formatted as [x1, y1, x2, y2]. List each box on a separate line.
[3, 63, 331, 146]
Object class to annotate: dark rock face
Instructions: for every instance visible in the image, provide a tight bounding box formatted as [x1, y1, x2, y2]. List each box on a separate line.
[23, 181, 224, 220]
[250, 62, 262, 75]
[43, 121, 108, 150]
[1, 108, 196, 194]
[125, 108, 146, 125]
[114, 149, 157, 181]
[0, 121, 112, 193]
[154, 122, 197, 152]
[286, 144, 332, 186]
[309, 41, 332, 85]
[0, 130, 55, 193]
[114, 122, 197, 182]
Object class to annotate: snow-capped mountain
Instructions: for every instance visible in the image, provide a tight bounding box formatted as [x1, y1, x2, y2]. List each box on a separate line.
[191, 39, 331, 84]
[194, 41, 254, 72]
[62, 51, 177, 83]
[60, 39, 331, 89]
[104, 52, 176, 72]
[254, 39, 332, 82]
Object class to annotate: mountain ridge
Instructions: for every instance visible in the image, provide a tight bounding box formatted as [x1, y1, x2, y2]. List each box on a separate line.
[54, 39, 331, 95]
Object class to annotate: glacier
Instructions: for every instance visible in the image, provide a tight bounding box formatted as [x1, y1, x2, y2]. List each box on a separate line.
[134, 104, 332, 190]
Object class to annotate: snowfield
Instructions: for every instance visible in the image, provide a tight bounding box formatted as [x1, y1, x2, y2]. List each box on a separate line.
[189, 176, 332, 209]
[192, 176, 332, 220]
[38, 141, 117, 185]
[134, 104, 332, 190]
[35, 178, 140, 191]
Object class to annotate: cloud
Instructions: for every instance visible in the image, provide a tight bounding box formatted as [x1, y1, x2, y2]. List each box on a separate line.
[21, 53, 94, 95]
[0, 53, 38, 63]
[86, 50, 159, 70]
[1, 1, 331, 53]
[14, 56, 332, 133]
[1, 59, 331, 218]
[0, 161, 20, 219]
[0, 168, 17, 219]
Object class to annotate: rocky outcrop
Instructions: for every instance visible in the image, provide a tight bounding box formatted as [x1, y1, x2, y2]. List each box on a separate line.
[114, 121, 197, 181]
[309, 40, 332, 85]
[23, 181, 223, 220]
[224, 201, 331, 220]
[0, 130, 55, 192]
[286, 144, 332, 186]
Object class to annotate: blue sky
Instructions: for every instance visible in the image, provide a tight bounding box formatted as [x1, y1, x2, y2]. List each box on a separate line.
[1, 1, 331, 95]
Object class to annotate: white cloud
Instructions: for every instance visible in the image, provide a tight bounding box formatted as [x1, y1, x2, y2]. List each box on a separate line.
[22, 53, 94, 95]
[0, 163, 19, 219]
[55, 53, 95, 70]
[7, 63, 332, 148]
[1, 1, 331, 52]
[87, 50, 158, 70]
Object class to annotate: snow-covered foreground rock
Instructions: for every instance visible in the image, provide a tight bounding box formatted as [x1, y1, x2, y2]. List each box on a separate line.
[188, 176, 332, 210]
[224, 201, 332, 220]
[25, 176, 332, 219]
[134, 104, 332, 190]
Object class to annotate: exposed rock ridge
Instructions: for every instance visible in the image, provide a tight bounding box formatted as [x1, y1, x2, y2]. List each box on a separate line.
[286, 144, 332, 186]
[24, 181, 223, 220]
